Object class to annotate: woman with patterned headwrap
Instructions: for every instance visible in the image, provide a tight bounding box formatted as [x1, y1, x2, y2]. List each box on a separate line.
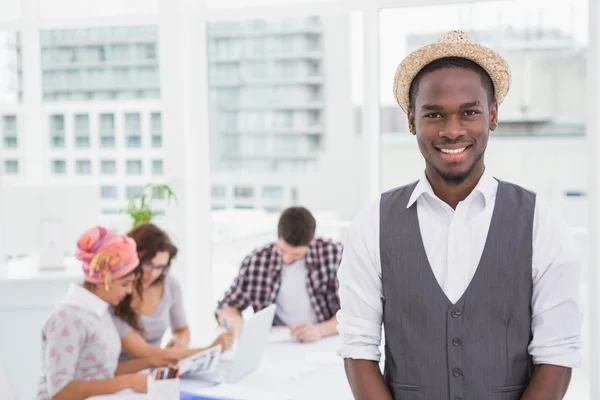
[36, 226, 177, 400]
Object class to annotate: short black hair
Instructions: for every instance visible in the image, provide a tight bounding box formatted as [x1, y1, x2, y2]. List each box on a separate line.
[277, 206, 316, 247]
[409, 57, 495, 111]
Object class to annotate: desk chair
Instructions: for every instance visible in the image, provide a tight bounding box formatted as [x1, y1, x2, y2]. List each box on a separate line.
[0, 356, 16, 400]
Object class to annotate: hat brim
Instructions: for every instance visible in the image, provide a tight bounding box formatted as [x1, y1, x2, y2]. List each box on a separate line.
[393, 42, 511, 114]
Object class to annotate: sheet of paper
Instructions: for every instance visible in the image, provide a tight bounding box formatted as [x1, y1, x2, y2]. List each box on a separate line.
[178, 345, 222, 377]
[304, 351, 342, 366]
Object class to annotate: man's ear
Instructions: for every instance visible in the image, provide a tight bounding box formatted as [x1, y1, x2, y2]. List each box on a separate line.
[408, 109, 416, 135]
[489, 101, 499, 131]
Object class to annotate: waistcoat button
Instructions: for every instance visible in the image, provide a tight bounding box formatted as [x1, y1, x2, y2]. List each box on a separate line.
[451, 310, 462, 318]
[452, 338, 462, 347]
[452, 368, 463, 377]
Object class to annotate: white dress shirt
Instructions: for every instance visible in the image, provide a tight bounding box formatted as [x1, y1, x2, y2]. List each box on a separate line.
[336, 170, 582, 368]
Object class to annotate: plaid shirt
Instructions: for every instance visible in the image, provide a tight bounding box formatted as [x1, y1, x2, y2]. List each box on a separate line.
[216, 237, 343, 323]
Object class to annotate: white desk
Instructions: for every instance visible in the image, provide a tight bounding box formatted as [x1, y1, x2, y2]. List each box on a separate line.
[90, 328, 353, 400]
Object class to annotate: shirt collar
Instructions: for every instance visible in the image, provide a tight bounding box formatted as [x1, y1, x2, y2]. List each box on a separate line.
[60, 283, 110, 317]
[407, 168, 497, 209]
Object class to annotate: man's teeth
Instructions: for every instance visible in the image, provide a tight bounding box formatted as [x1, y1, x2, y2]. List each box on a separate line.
[440, 147, 466, 154]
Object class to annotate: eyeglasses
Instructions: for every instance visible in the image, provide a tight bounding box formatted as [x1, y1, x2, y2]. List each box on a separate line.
[141, 261, 169, 271]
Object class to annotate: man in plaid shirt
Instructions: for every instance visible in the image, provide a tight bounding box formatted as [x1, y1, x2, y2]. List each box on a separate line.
[216, 206, 343, 343]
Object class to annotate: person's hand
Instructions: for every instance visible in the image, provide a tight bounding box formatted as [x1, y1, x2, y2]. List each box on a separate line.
[220, 313, 244, 337]
[128, 373, 148, 393]
[165, 336, 187, 349]
[211, 331, 235, 352]
[146, 351, 180, 368]
[289, 323, 322, 343]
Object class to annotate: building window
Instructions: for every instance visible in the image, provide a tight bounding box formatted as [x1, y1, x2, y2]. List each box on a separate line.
[212, 185, 226, 198]
[3, 159, 18, 175]
[74, 114, 90, 148]
[126, 185, 144, 199]
[234, 186, 254, 198]
[2, 115, 17, 148]
[125, 112, 141, 148]
[291, 187, 298, 204]
[50, 114, 65, 148]
[75, 160, 92, 175]
[100, 185, 118, 199]
[100, 160, 116, 174]
[152, 159, 163, 175]
[126, 160, 143, 175]
[52, 160, 66, 174]
[99, 113, 116, 148]
[262, 186, 284, 200]
[151, 112, 162, 148]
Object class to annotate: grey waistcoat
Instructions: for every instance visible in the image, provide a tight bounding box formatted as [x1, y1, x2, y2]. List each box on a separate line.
[380, 179, 535, 400]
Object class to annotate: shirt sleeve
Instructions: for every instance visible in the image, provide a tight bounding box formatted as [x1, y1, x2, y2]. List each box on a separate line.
[528, 198, 582, 368]
[215, 256, 252, 317]
[167, 276, 188, 330]
[111, 313, 133, 339]
[336, 199, 384, 362]
[43, 308, 86, 397]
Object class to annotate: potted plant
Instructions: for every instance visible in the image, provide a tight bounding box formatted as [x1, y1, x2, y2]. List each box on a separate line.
[121, 183, 178, 228]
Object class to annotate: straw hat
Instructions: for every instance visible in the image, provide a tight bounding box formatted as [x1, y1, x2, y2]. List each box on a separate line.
[393, 30, 511, 114]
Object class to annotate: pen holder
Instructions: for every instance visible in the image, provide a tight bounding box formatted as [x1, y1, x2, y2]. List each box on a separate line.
[147, 374, 180, 400]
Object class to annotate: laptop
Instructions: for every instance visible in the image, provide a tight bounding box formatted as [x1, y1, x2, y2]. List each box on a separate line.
[193, 304, 277, 384]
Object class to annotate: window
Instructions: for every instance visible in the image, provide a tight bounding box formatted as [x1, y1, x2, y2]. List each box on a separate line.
[100, 160, 116, 174]
[75, 160, 91, 175]
[275, 110, 294, 128]
[151, 112, 162, 148]
[99, 113, 115, 148]
[51, 160, 66, 174]
[100, 185, 117, 199]
[274, 135, 299, 153]
[74, 114, 90, 148]
[3, 159, 18, 175]
[124, 112, 141, 148]
[152, 159, 163, 175]
[126, 160, 143, 175]
[126, 185, 144, 199]
[2, 115, 17, 148]
[234, 186, 254, 198]
[262, 186, 284, 200]
[50, 114, 65, 148]
[207, 13, 361, 308]
[212, 185, 226, 198]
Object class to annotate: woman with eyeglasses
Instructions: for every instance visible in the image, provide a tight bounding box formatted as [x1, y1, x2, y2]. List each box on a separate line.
[113, 223, 233, 362]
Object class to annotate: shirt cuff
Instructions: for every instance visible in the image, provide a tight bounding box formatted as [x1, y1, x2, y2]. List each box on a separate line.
[337, 342, 381, 362]
[531, 350, 582, 369]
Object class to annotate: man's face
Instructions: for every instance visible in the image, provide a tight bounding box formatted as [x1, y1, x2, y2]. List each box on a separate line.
[408, 68, 498, 185]
[276, 238, 308, 265]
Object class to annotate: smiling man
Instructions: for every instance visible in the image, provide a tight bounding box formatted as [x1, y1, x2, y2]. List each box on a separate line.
[337, 31, 582, 399]
[216, 206, 342, 343]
